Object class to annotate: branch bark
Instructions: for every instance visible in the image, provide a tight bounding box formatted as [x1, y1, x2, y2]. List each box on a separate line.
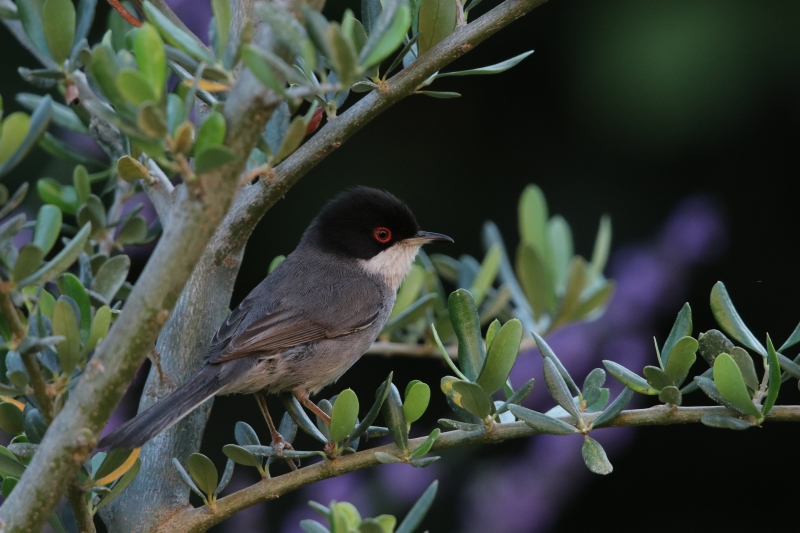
[153, 404, 800, 533]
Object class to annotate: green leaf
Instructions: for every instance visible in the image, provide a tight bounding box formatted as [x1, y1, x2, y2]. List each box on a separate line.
[553, 257, 588, 326]
[661, 303, 692, 366]
[533, 331, 581, 395]
[275, 117, 306, 163]
[360, 0, 411, 67]
[694, 376, 750, 415]
[343, 373, 392, 448]
[779, 321, 800, 352]
[0, 113, 30, 166]
[507, 404, 577, 435]
[253, 2, 315, 70]
[374, 451, 401, 464]
[143, 1, 216, 63]
[663, 336, 697, 387]
[591, 387, 633, 428]
[390, 264, 425, 320]
[195, 146, 237, 174]
[383, 293, 437, 332]
[241, 47, 284, 94]
[53, 297, 81, 374]
[82, 305, 111, 355]
[42, 0, 75, 65]
[417, 90, 460, 99]
[469, 244, 500, 307]
[571, 281, 614, 321]
[61, 273, 91, 342]
[37, 177, 79, 215]
[0, 403, 25, 435]
[73, 166, 90, 205]
[117, 69, 158, 106]
[762, 335, 781, 417]
[438, 418, 483, 431]
[95, 458, 141, 509]
[195, 111, 226, 157]
[12, 244, 44, 282]
[0, 448, 26, 478]
[187, 453, 217, 498]
[327, 22, 359, 85]
[603, 360, 658, 395]
[403, 382, 430, 425]
[437, 50, 534, 78]
[410, 428, 439, 458]
[546, 215, 573, 293]
[212, 0, 231, 59]
[588, 214, 611, 279]
[0, 96, 52, 178]
[16, 0, 51, 59]
[138, 103, 168, 138]
[710, 282, 766, 356]
[72, 0, 96, 56]
[32, 204, 62, 256]
[582, 368, 606, 406]
[476, 319, 521, 394]
[281, 393, 328, 444]
[89, 43, 125, 105]
[116, 216, 148, 245]
[451, 380, 492, 420]
[171, 458, 204, 499]
[494, 378, 535, 416]
[729, 347, 758, 392]
[518, 184, 548, 255]
[24, 408, 47, 443]
[330, 388, 359, 443]
[0, 183, 29, 220]
[91, 254, 130, 302]
[658, 386, 682, 406]
[417, 0, 455, 56]
[448, 289, 485, 381]
[408, 456, 439, 468]
[543, 357, 582, 421]
[582, 436, 612, 475]
[701, 414, 751, 430]
[643, 366, 671, 391]
[16, 94, 88, 133]
[222, 444, 262, 468]
[516, 242, 555, 320]
[2, 477, 18, 499]
[395, 481, 438, 533]
[117, 156, 150, 182]
[381, 383, 408, 454]
[697, 329, 734, 367]
[713, 353, 761, 419]
[93, 448, 136, 482]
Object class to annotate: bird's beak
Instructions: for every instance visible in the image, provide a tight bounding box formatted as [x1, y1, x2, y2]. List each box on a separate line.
[405, 231, 454, 245]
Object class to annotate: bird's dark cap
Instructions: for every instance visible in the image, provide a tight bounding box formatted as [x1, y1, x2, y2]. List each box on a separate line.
[302, 187, 423, 259]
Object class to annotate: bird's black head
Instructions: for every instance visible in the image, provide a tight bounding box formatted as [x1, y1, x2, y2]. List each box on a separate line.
[303, 187, 450, 259]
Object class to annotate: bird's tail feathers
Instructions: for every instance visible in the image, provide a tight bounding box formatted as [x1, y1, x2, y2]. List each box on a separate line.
[99, 366, 225, 450]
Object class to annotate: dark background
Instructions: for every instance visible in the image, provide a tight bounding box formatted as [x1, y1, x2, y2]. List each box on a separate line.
[3, 0, 800, 531]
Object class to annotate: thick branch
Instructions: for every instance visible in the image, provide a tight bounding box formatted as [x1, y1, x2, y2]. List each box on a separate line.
[154, 404, 800, 533]
[0, 56, 279, 533]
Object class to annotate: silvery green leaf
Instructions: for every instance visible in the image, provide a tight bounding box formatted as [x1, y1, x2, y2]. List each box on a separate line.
[437, 418, 484, 431]
[701, 414, 751, 430]
[417, 90, 460, 99]
[508, 404, 577, 435]
[16, 94, 87, 133]
[661, 303, 692, 366]
[582, 436, 612, 475]
[437, 51, 533, 78]
[534, 331, 580, 396]
[710, 282, 766, 356]
[543, 357, 582, 421]
[395, 481, 437, 533]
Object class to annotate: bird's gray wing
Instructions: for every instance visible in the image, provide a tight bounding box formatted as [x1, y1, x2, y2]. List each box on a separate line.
[208, 308, 379, 363]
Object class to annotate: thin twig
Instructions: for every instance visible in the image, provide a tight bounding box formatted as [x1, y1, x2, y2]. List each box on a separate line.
[0, 288, 54, 423]
[154, 404, 800, 533]
[67, 481, 97, 533]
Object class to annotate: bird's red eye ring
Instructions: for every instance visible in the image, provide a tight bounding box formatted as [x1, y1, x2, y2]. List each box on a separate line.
[373, 227, 392, 243]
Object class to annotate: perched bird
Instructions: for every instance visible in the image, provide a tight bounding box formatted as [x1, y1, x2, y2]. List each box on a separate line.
[100, 187, 452, 450]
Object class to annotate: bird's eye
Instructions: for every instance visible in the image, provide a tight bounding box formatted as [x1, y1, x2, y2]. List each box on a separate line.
[373, 227, 392, 243]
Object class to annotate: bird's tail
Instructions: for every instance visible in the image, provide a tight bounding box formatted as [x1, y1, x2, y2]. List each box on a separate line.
[99, 365, 226, 450]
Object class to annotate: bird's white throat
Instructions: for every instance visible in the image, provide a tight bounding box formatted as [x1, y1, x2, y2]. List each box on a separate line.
[359, 242, 422, 292]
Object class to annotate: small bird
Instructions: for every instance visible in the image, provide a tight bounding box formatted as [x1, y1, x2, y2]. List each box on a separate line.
[100, 187, 452, 450]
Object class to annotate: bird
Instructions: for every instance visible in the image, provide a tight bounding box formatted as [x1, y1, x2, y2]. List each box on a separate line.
[99, 187, 452, 450]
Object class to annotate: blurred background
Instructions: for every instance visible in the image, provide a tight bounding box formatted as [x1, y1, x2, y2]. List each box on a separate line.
[3, 0, 800, 531]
